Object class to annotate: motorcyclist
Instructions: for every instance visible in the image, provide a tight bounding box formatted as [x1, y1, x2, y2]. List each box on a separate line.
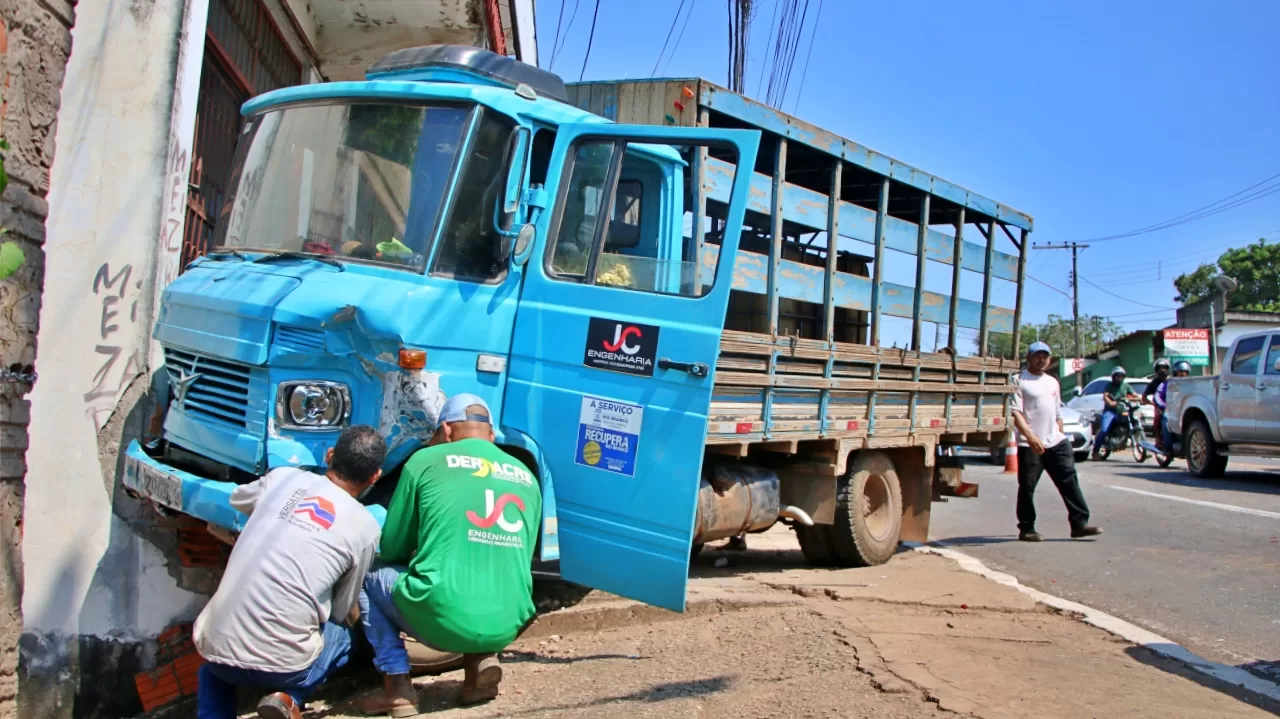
[1156, 361, 1192, 451]
[1143, 359, 1172, 448]
[1091, 367, 1137, 459]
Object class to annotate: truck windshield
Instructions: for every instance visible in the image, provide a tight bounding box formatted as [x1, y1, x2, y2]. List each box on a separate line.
[215, 102, 472, 272]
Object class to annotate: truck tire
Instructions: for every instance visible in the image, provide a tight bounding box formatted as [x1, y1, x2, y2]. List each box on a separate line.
[831, 451, 903, 567]
[1186, 419, 1228, 478]
[795, 524, 840, 566]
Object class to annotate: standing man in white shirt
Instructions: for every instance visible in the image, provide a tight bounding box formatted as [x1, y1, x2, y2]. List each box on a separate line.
[1010, 342, 1103, 542]
[195, 425, 386, 719]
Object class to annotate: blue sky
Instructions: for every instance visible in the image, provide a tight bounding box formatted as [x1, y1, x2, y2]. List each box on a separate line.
[535, 0, 1280, 352]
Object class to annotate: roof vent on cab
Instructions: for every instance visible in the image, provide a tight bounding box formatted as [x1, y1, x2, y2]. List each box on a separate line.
[367, 45, 569, 103]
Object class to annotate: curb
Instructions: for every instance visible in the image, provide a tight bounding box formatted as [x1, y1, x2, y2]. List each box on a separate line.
[907, 541, 1280, 704]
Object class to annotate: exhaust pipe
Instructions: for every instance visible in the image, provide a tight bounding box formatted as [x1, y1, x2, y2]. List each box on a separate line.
[778, 504, 813, 526]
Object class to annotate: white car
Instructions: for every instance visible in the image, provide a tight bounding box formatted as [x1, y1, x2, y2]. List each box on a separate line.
[1068, 376, 1155, 436]
[990, 404, 1093, 463]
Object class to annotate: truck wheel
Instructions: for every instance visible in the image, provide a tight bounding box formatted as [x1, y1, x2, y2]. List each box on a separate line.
[1186, 419, 1228, 478]
[795, 524, 839, 566]
[831, 451, 903, 567]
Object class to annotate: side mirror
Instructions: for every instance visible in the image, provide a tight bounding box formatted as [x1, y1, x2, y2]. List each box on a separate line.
[1274, 357, 1280, 373]
[511, 224, 536, 267]
[503, 127, 531, 215]
[493, 127, 532, 241]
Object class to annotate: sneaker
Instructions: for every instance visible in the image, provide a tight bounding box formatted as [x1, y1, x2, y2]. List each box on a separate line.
[1018, 531, 1044, 542]
[1071, 525, 1103, 539]
[256, 692, 302, 719]
[458, 654, 503, 706]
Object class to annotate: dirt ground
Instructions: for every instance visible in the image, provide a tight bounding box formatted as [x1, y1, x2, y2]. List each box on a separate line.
[283, 530, 1280, 719]
[314, 605, 942, 719]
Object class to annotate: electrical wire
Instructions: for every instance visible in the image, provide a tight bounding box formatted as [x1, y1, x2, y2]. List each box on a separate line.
[1081, 170, 1280, 243]
[755, 0, 781, 96]
[1079, 276, 1177, 310]
[548, 0, 569, 70]
[579, 0, 602, 82]
[551, 0, 582, 70]
[661, 0, 699, 75]
[790, 0, 823, 113]
[651, 0, 689, 76]
[1027, 273, 1073, 300]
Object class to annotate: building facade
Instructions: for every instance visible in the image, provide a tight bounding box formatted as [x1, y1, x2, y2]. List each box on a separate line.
[4, 1, 536, 716]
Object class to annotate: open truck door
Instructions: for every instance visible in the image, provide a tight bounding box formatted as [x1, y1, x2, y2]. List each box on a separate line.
[504, 124, 759, 611]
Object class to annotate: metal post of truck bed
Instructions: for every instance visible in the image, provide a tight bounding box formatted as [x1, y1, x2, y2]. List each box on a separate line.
[978, 222, 996, 358]
[945, 208, 966, 425]
[763, 139, 788, 439]
[909, 194, 931, 430]
[819, 160, 842, 435]
[868, 178, 890, 431]
[1010, 227, 1030, 363]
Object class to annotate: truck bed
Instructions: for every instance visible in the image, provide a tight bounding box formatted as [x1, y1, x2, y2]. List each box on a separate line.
[566, 78, 1029, 457]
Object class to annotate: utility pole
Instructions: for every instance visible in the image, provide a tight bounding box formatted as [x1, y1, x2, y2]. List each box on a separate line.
[1033, 242, 1090, 392]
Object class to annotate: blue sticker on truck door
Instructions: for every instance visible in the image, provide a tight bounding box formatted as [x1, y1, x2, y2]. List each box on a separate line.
[575, 395, 643, 476]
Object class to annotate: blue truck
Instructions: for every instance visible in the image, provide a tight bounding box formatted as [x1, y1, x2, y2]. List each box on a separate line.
[123, 45, 1031, 613]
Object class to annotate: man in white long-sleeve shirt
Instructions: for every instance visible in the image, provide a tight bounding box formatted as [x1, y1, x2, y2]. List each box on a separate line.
[195, 426, 386, 719]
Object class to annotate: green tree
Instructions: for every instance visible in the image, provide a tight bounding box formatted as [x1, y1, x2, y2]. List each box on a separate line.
[984, 313, 1124, 359]
[1173, 239, 1280, 312]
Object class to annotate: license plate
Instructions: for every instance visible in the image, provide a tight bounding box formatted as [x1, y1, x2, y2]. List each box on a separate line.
[124, 455, 183, 510]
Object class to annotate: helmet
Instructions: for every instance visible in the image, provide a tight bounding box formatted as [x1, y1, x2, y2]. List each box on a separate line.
[1173, 360, 1192, 375]
[1154, 358, 1171, 373]
[1111, 366, 1127, 378]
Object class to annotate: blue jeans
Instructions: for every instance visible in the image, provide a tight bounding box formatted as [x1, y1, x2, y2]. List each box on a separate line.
[360, 563, 429, 676]
[1093, 409, 1120, 452]
[1161, 412, 1173, 451]
[197, 622, 352, 718]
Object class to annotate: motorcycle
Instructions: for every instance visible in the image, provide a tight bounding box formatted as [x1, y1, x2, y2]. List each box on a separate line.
[1094, 399, 1148, 462]
[1138, 412, 1180, 468]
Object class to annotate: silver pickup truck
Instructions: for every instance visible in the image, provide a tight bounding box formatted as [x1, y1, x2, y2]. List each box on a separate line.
[1166, 328, 1280, 477]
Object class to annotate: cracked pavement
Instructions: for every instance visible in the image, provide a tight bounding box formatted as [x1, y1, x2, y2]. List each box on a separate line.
[284, 525, 1279, 719]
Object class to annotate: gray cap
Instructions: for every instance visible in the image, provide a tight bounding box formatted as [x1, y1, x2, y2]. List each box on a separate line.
[440, 393, 491, 424]
[1027, 341, 1051, 356]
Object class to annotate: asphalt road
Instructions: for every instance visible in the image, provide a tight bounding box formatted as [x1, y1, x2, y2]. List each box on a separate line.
[930, 451, 1280, 679]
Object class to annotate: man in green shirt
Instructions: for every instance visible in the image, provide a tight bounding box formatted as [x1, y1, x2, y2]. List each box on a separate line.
[1091, 367, 1138, 458]
[358, 394, 541, 716]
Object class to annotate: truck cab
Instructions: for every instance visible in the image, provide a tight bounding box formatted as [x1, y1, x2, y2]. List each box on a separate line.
[125, 45, 761, 611]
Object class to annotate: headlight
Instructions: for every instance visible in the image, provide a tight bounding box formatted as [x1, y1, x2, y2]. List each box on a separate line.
[276, 381, 351, 430]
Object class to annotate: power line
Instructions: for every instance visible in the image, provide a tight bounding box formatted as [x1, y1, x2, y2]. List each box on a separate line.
[790, 0, 823, 113]
[754, 0, 781, 96]
[651, 0, 689, 77]
[579, 0, 602, 82]
[548, 0, 568, 69]
[1027, 273, 1073, 300]
[551, 0, 582, 69]
[661, 0, 698, 75]
[1079, 276, 1177, 310]
[1081, 170, 1280, 243]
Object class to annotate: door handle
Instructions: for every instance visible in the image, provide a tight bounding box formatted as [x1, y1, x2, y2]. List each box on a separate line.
[658, 358, 709, 378]
[1221, 383, 1230, 390]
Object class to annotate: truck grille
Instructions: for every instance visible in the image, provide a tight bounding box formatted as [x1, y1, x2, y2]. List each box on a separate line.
[165, 348, 252, 428]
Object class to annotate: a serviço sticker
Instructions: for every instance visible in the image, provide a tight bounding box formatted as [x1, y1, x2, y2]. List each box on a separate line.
[582, 317, 660, 377]
[575, 395, 643, 477]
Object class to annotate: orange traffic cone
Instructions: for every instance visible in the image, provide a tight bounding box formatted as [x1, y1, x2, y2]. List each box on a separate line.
[1003, 431, 1018, 474]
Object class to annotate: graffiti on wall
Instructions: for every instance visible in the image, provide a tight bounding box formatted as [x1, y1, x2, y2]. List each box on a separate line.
[84, 262, 145, 434]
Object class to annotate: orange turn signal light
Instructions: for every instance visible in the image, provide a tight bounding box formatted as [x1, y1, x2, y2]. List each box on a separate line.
[399, 349, 426, 370]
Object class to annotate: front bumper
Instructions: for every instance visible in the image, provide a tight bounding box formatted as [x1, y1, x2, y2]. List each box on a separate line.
[123, 440, 387, 532]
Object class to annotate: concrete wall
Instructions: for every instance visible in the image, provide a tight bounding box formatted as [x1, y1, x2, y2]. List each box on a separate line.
[1082, 333, 1157, 385]
[17, 1, 215, 716]
[0, 0, 74, 716]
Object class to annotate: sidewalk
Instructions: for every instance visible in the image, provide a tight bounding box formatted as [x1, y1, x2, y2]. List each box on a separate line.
[294, 527, 1279, 719]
